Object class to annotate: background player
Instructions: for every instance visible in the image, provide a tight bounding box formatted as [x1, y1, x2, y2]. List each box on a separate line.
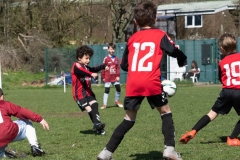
[180, 33, 240, 146]
[71, 45, 108, 135]
[0, 88, 49, 158]
[101, 43, 123, 109]
[97, 1, 187, 160]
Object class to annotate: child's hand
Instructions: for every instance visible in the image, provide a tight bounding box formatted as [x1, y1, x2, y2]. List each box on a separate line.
[116, 77, 120, 82]
[40, 119, 50, 130]
[105, 66, 109, 71]
[91, 73, 98, 78]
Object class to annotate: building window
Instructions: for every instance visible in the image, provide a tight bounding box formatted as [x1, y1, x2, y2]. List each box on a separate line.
[185, 15, 202, 28]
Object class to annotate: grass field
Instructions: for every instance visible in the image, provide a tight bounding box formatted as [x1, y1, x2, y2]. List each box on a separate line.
[3, 84, 240, 160]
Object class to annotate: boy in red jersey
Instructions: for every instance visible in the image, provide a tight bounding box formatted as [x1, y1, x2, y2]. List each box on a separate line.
[71, 45, 108, 135]
[0, 88, 49, 158]
[101, 43, 123, 109]
[180, 33, 240, 146]
[97, 1, 186, 160]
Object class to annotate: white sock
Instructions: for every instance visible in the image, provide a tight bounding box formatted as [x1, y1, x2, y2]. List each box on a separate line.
[115, 92, 120, 102]
[165, 145, 174, 151]
[25, 121, 38, 147]
[103, 93, 108, 105]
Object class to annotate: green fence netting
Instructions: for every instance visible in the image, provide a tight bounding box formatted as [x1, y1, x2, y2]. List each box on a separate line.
[45, 38, 240, 85]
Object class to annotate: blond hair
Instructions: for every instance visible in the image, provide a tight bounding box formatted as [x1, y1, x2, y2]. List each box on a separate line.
[217, 33, 237, 53]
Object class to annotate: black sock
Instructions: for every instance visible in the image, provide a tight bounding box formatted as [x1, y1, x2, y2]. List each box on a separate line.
[90, 103, 100, 124]
[230, 120, 240, 139]
[106, 119, 135, 153]
[88, 112, 93, 123]
[161, 113, 175, 147]
[192, 115, 211, 132]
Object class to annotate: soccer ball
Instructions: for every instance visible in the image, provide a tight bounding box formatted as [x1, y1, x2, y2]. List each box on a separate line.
[161, 80, 177, 97]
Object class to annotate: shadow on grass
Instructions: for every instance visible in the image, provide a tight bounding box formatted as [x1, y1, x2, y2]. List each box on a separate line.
[129, 151, 163, 160]
[100, 105, 123, 109]
[219, 136, 228, 142]
[80, 129, 96, 135]
[199, 136, 227, 144]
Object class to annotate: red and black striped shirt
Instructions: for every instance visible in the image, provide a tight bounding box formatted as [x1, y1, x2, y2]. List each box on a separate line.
[71, 62, 105, 100]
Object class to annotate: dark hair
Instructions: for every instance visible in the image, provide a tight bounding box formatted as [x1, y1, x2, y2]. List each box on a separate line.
[191, 60, 198, 69]
[0, 88, 3, 97]
[134, 1, 157, 28]
[75, 45, 94, 60]
[108, 43, 116, 49]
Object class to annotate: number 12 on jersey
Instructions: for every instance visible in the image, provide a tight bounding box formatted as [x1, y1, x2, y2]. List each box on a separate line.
[131, 42, 155, 72]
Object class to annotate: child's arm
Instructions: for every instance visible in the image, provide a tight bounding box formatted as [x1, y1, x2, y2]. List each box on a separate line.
[73, 64, 92, 77]
[7, 102, 43, 123]
[88, 64, 106, 73]
[160, 34, 187, 67]
[120, 45, 128, 71]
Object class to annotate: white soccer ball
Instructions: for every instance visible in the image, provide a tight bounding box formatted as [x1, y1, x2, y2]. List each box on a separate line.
[161, 80, 177, 97]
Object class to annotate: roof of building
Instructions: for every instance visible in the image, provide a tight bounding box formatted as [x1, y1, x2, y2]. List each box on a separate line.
[157, 0, 238, 16]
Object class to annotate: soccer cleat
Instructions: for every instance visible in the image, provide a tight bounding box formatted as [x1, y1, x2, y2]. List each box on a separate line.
[101, 105, 107, 109]
[97, 147, 113, 160]
[227, 137, 240, 146]
[99, 129, 106, 135]
[163, 146, 182, 160]
[31, 145, 45, 157]
[179, 130, 196, 144]
[93, 123, 105, 135]
[115, 101, 123, 108]
[4, 147, 27, 158]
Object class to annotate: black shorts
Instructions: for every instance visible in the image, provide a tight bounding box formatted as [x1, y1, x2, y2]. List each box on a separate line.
[124, 92, 168, 110]
[76, 95, 96, 112]
[212, 89, 240, 115]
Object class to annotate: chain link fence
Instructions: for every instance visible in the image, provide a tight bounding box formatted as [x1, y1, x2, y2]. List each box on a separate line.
[45, 38, 240, 85]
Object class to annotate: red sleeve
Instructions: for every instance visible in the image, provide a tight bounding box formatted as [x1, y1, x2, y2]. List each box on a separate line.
[7, 102, 43, 122]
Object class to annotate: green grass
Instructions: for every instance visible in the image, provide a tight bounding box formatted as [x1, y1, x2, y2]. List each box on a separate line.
[3, 84, 240, 160]
[2, 71, 46, 89]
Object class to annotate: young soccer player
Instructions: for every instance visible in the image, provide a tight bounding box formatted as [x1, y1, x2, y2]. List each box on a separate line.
[97, 1, 187, 160]
[180, 33, 240, 146]
[101, 43, 123, 109]
[0, 88, 49, 158]
[71, 45, 108, 135]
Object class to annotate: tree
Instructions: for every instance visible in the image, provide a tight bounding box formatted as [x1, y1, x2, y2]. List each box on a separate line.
[106, 0, 135, 42]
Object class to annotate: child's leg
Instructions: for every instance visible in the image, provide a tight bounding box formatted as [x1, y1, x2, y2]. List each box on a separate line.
[13, 119, 45, 157]
[157, 105, 175, 147]
[97, 97, 143, 159]
[180, 110, 217, 144]
[105, 110, 136, 152]
[192, 110, 217, 132]
[13, 119, 38, 146]
[0, 146, 7, 158]
[89, 100, 106, 134]
[103, 87, 110, 106]
[102, 82, 111, 109]
[157, 104, 182, 159]
[229, 120, 240, 138]
[89, 100, 101, 124]
[114, 82, 123, 108]
[114, 83, 121, 102]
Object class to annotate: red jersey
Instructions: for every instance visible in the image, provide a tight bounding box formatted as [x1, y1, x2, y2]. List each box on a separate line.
[101, 55, 120, 82]
[0, 100, 43, 148]
[218, 52, 240, 89]
[71, 62, 106, 100]
[121, 28, 187, 96]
